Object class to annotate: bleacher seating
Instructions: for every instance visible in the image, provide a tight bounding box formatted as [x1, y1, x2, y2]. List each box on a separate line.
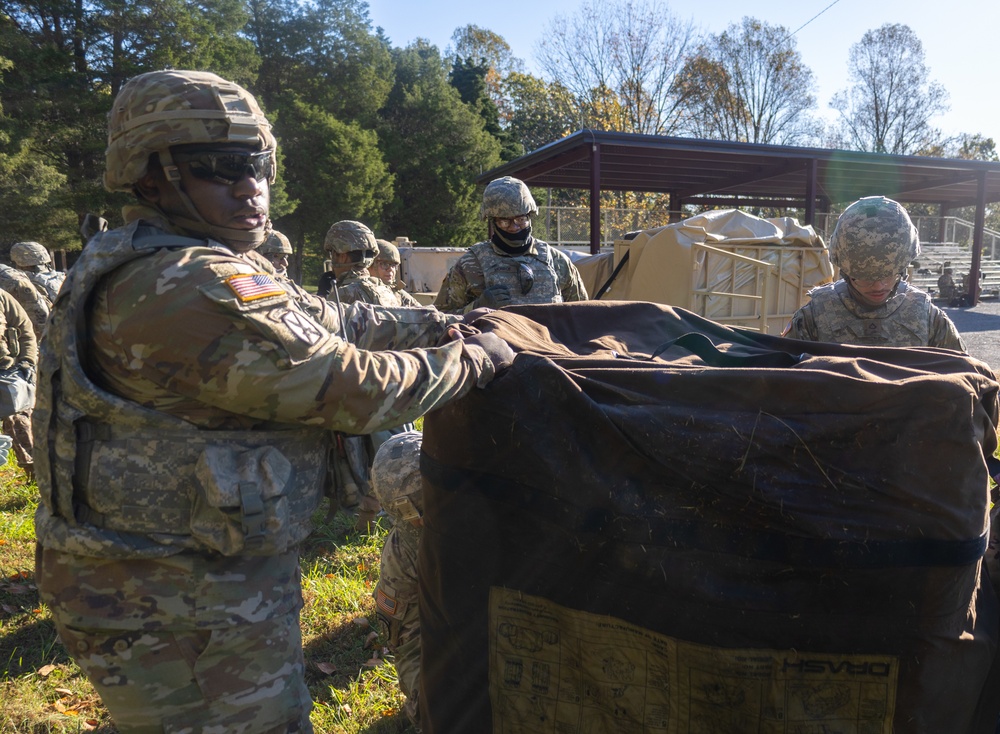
[908, 244, 1000, 300]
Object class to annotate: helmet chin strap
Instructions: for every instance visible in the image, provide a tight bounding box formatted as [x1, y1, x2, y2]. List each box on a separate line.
[158, 149, 271, 252]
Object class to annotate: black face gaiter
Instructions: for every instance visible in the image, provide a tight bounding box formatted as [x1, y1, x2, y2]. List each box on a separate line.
[492, 222, 532, 255]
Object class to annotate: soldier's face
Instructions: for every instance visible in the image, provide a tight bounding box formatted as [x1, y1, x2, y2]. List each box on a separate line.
[266, 252, 288, 272]
[849, 274, 899, 306]
[373, 259, 397, 285]
[139, 145, 270, 231]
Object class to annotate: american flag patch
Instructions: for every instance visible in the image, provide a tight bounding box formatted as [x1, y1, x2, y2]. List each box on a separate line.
[376, 588, 397, 616]
[225, 272, 285, 302]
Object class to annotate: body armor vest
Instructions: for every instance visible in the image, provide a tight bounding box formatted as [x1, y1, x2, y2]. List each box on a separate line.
[810, 280, 932, 346]
[33, 221, 330, 559]
[27, 269, 66, 302]
[470, 239, 561, 305]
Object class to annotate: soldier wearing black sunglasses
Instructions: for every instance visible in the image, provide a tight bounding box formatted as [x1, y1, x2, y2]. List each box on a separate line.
[35, 69, 513, 734]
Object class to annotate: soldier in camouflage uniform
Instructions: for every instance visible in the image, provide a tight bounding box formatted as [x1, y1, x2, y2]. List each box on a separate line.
[372, 240, 422, 308]
[783, 196, 964, 350]
[0, 255, 48, 480]
[32, 69, 513, 734]
[434, 176, 588, 314]
[371, 431, 424, 729]
[0, 261, 50, 337]
[259, 230, 293, 279]
[0, 289, 37, 475]
[10, 241, 67, 302]
[322, 220, 402, 308]
[321, 224, 421, 526]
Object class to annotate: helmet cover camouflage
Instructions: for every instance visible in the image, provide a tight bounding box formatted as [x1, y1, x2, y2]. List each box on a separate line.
[370, 431, 424, 525]
[104, 69, 276, 192]
[375, 239, 401, 265]
[480, 176, 538, 220]
[259, 230, 292, 255]
[10, 241, 51, 267]
[829, 196, 920, 280]
[324, 220, 378, 267]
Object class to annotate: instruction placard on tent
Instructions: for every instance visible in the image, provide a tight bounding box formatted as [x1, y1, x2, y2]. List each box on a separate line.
[489, 587, 898, 734]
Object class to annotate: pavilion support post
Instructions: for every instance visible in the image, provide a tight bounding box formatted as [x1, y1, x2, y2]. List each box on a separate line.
[668, 191, 679, 223]
[804, 160, 817, 225]
[589, 142, 601, 254]
[938, 204, 949, 244]
[669, 191, 683, 223]
[970, 171, 987, 306]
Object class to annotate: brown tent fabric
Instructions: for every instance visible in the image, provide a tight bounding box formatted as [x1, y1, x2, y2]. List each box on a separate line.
[419, 301, 1000, 734]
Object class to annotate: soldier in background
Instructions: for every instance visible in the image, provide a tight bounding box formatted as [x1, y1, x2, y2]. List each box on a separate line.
[322, 222, 421, 528]
[0, 262, 50, 338]
[315, 223, 371, 299]
[783, 196, 964, 350]
[33, 69, 512, 733]
[371, 431, 425, 730]
[322, 220, 399, 308]
[10, 241, 67, 302]
[372, 239, 422, 307]
[434, 176, 588, 314]
[0, 289, 37, 480]
[0, 256, 49, 481]
[937, 266, 957, 302]
[259, 229, 293, 280]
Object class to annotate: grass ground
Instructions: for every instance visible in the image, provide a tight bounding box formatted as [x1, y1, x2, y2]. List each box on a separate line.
[0, 458, 416, 734]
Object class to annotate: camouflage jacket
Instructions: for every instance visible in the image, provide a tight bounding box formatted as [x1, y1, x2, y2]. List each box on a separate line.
[0, 288, 37, 370]
[25, 268, 67, 302]
[786, 279, 966, 351]
[334, 269, 413, 309]
[0, 263, 50, 338]
[34, 215, 494, 559]
[394, 287, 423, 308]
[433, 237, 588, 314]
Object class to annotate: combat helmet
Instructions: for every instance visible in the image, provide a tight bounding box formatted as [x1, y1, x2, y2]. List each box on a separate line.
[829, 196, 920, 281]
[10, 241, 51, 268]
[260, 230, 292, 256]
[480, 176, 538, 220]
[324, 220, 378, 269]
[375, 239, 400, 265]
[104, 69, 276, 249]
[370, 431, 424, 526]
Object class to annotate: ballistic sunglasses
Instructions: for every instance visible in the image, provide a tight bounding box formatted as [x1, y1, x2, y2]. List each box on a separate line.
[171, 149, 275, 186]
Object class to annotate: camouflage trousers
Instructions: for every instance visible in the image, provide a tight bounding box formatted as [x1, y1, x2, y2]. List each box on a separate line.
[2, 409, 33, 473]
[374, 524, 420, 727]
[37, 546, 313, 733]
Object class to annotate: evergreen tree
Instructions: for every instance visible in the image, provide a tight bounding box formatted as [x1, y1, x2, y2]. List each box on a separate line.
[380, 41, 501, 247]
[450, 57, 521, 161]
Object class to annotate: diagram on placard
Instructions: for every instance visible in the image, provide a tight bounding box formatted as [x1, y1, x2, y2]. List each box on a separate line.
[488, 588, 898, 734]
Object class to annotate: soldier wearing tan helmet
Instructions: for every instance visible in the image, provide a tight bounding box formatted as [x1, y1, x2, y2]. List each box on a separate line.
[321, 220, 401, 308]
[0, 243, 53, 482]
[784, 196, 964, 350]
[434, 176, 589, 313]
[371, 239, 422, 307]
[33, 69, 513, 733]
[10, 241, 66, 302]
[259, 229, 293, 279]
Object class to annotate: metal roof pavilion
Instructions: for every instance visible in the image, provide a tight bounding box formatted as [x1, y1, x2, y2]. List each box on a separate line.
[478, 130, 1000, 300]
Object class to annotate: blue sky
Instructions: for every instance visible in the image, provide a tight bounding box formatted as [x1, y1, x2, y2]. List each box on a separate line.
[367, 0, 1000, 150]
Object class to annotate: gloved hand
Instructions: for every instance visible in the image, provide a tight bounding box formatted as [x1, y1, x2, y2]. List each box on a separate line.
[461, 331, 514, 374]
[16, 362, 35, 384]
[474, 284, 512, 310]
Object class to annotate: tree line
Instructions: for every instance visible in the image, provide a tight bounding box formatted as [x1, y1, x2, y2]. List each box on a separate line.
[1, 0, 995, 260]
